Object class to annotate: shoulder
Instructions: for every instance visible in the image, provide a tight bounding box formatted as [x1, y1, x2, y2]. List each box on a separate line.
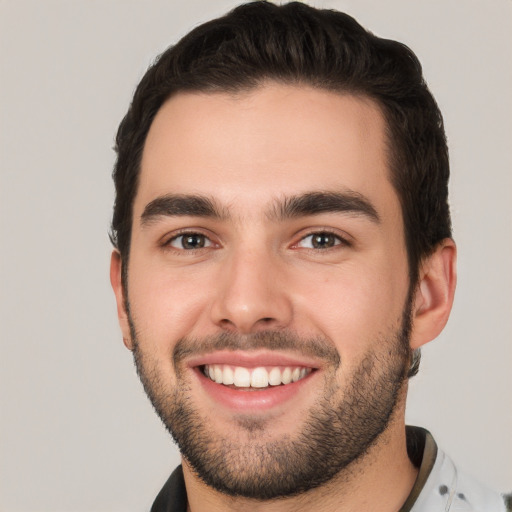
[449, 465, 510, 512]
[410, 438, 509, 512]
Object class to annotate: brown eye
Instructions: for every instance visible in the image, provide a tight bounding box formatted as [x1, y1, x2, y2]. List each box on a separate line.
[169, 233, 211, 250]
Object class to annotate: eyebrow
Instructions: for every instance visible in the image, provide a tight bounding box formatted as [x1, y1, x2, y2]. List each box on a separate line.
[140, 194, 228, 226]
[140, 190, 380, 226]
[269, 191, 380, 223]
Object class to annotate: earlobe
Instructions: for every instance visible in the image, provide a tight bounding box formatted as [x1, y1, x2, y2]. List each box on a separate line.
[110, 250, 134, 350]
[410, 238, 457, 349]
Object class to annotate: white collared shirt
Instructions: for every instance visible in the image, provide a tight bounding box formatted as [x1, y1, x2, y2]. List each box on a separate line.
[404, 428, 510, 512]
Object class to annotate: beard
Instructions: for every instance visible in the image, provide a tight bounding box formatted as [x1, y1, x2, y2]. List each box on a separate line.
[128, 305, 412, 500]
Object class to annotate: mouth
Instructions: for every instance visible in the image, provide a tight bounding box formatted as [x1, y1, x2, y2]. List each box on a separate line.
[201, 364, 313, 389]
[189, 351, 320, 411]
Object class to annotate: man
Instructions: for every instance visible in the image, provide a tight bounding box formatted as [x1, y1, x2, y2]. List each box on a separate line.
[109, 2, 510, 511]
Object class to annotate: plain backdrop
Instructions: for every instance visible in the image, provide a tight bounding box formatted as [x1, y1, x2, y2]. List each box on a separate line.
[0, 1, 511, 510]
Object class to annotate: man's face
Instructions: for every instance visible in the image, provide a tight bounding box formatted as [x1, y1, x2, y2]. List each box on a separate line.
[117, 84, 413, 498]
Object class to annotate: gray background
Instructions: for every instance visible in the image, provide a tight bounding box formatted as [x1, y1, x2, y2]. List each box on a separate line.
[1, 0, 510, 510]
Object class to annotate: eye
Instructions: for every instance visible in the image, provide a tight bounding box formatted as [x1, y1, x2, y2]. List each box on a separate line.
[168, 233, 213, 250]
[296, 232, 344, 250]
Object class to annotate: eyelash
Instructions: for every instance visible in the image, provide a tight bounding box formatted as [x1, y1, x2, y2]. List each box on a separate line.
[162, 228, 351, 254]
[294, 230, 350, 250]
[163, 230, 215, 252]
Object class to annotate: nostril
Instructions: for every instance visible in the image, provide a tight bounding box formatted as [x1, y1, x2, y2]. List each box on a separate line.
[217, 316, 278, 334]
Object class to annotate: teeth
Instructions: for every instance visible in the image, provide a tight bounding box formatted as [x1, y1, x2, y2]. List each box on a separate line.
[268, 367, 282, 386]
[203, 364, 312, 388]
[251, 367, 268, 388]
[222, 366, 234, 385]
[281, 367, 292, 385]
[233, 367, 251, 387]
[214, 365, 223, 384]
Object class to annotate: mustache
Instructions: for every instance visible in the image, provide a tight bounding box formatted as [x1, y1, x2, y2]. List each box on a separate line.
[173, 331, 341, 368]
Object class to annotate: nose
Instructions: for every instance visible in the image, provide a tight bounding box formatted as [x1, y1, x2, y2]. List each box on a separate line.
[210, 247, 293, 334]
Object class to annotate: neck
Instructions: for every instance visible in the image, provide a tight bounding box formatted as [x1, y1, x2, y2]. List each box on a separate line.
[183, 407, 418, 512]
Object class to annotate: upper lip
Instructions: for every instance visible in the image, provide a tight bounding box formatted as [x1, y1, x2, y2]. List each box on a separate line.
[186, 350, 322, 369]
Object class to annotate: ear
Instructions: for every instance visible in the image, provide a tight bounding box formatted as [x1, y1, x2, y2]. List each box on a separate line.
[410, 238, 457, 349]
[110, 250, 134, 350]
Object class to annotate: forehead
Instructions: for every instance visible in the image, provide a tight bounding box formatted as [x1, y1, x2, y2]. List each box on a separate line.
[135, 84, 398, 223]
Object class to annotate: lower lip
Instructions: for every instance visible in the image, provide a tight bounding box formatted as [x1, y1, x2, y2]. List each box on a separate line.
[195, 368, 316, 412]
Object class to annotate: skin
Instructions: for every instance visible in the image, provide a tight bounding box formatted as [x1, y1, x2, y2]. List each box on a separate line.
[111, 83, 456, 512]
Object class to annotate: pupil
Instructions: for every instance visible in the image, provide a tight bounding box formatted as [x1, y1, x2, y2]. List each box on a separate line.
[313, 233, 333, 248]
[183, 234, 204, 249]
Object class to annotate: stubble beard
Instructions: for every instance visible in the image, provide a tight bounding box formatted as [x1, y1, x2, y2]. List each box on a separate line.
[129, 307, 412, 500]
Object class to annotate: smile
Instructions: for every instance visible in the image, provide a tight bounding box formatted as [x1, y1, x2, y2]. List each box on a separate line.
[190, 350, 321, 410]
[202, 364, 313, 389]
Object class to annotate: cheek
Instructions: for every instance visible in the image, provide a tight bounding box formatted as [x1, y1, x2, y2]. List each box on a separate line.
[127, 257, 214, 352]
[291, 259, 408, 354]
